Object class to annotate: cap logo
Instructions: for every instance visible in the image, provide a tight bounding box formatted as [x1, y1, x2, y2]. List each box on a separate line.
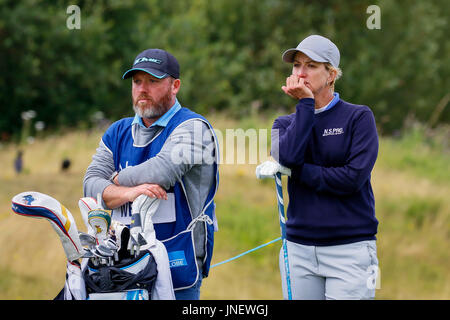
[134, 57, 162, 65]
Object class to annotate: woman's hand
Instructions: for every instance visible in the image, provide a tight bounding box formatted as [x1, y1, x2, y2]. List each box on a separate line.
[282, 75, 314, 100]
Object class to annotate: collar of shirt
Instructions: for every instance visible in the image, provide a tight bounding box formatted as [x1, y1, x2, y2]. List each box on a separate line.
[132, 99, 182, 128]
[314, 92, 340, 114]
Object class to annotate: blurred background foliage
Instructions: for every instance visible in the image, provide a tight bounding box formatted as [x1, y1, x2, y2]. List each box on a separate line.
[0, 0, 449, 140]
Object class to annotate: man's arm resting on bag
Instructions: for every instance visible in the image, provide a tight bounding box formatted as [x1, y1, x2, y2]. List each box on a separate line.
[102, 183, 167, 209]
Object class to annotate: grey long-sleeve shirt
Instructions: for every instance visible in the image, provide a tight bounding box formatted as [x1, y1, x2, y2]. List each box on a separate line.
[83, 117, 217, 271]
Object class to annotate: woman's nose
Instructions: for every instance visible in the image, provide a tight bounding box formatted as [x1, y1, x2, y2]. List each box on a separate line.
[293, 67, 307, 78]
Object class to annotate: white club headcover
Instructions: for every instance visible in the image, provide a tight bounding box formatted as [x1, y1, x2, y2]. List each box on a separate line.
[88, 209, 111, 245]
[78, 197, 98, 236]
[131, 194, 160, 249]
[11, 191, 84, 262]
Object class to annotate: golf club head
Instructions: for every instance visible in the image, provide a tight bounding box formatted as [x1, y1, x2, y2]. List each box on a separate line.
[11, 191, 84, 262]
[83, 248, 95, 258]
[110, 221, 131, 261]
[105, 238, 118, 250]
[96, 244, 114, 257]
[88, 209, 111, 245]
[127, 233, 138, 254]
[79, 231, 96, 248]
[78, 197, 98, 236]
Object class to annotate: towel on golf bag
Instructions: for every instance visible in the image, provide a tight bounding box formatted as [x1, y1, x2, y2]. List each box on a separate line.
[54, 260, 87, 300]
[145, 239, 176, 300]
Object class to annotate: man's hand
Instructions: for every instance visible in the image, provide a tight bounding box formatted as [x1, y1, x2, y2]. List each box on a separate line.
[256, 161, 291, 179]
[124, 184, 168, 202]
[112, 173, 167, 202]
[103, 183, 168, 209]
[282, 75, 314, 100]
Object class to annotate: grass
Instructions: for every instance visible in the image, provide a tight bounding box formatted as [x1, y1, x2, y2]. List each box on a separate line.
[0, 116, 448, 300]
[377, 122, 450, 184]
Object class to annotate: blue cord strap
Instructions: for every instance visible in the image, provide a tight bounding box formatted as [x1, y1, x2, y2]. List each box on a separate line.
[210, 237, 281, 268]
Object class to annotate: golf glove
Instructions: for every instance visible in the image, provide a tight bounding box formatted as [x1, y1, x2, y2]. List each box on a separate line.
[255, 161, 291, 179]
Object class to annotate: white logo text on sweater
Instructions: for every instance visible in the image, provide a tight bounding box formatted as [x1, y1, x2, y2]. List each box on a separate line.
[323, 128, 344, 136]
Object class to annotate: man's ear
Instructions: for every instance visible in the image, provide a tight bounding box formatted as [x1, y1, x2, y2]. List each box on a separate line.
[172, 78, 181, 94]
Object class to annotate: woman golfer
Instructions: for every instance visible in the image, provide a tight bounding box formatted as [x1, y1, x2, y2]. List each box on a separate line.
[258, 35, 379, 299]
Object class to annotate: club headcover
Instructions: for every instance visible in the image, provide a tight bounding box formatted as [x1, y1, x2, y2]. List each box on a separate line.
[78, 197, 98, 236]
[11, 191, 84, 262]
[131, 195, 160, 249]
[88, 209, 111, 244]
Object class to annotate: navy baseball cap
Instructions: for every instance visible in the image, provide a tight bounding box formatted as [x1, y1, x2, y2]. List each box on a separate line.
[122, 48, 180, 80]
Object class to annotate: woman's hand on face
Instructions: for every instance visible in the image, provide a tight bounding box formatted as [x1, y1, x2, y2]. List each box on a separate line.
[282, 75, 314, 100]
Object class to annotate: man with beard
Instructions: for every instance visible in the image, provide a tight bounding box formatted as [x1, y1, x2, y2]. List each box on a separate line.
[83, 49, 219, 300]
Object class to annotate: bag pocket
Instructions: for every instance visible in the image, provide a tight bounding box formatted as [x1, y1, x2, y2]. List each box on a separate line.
[162, 229, 199, 290]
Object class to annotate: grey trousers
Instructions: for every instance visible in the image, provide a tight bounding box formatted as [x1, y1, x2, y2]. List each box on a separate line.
[279, 240, 379, 300]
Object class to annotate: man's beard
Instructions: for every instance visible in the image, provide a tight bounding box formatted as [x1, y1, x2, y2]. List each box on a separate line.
[133, 88, 173, 119]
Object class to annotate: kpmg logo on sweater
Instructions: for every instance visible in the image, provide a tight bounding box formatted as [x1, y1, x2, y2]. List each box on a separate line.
[323, 128, 344, 137]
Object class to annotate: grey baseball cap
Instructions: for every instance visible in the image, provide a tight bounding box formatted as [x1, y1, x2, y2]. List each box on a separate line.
[282, 35, 340, 67]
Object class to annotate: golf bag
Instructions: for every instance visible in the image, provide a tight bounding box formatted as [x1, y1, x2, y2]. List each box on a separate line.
[56, 195, 175, 300]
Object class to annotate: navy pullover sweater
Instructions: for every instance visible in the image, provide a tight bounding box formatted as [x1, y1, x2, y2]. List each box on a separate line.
[272, 97, 379, 246]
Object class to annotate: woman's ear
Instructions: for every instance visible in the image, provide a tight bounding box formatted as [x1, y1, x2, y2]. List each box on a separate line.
[328, 68, 337, 86]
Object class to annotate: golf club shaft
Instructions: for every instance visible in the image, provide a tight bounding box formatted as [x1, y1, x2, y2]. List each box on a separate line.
[275, 173, 292, 300]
